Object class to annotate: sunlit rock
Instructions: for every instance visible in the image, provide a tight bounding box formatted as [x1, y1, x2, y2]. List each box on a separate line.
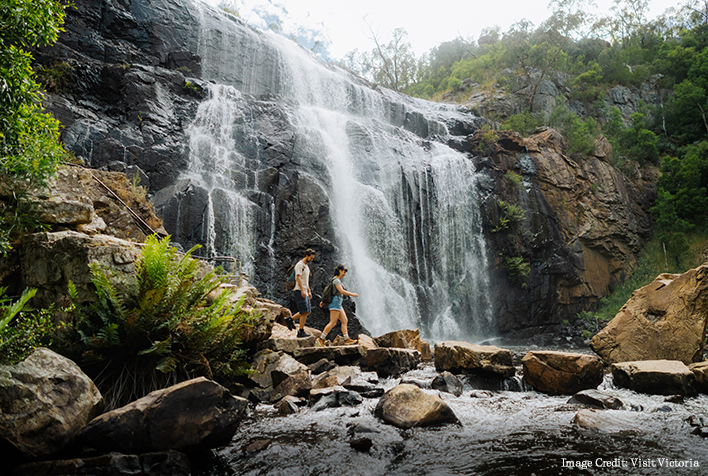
[611, 360, 698, 396]
[374, 384, 459, 429]
[434, 341, 514, 377]
[374, 329, 432, 361]
[521, 350, 603, 395]
[591, 265, 708, 364]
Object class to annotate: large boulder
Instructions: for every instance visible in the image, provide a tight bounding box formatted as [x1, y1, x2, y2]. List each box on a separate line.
[521, 351, 603, 395]
[590, 266, 708, 364]
[434, 341, 515, 377]
[611, 360, 698, 396]
[374, 384, 459, 429]
[374, 329, 432, 361]
[0, 349, 104, 459]
[79, 377, 247, 452]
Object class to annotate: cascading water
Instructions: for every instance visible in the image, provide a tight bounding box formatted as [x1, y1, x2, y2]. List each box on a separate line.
[181, 0, 493, 340]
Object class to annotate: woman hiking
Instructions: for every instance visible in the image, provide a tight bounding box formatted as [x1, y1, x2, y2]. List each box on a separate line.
[318, 263, 359, 346]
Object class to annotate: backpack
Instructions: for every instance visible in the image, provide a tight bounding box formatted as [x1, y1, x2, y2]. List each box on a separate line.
[320, 278, 337, 306]
[285, 263, 297, 292]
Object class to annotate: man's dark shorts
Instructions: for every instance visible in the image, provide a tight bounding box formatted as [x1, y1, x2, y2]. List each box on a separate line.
[292, 290, 311, 314]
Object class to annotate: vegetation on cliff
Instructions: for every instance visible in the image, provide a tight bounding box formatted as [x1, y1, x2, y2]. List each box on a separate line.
[0, 0, 70, 253]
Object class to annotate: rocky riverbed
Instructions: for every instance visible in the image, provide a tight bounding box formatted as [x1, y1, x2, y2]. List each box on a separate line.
[195, 361, 708, 476]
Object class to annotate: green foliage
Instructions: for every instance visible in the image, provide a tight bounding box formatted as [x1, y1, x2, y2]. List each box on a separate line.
[651, 141, 708, 241]
[35, 61, 73, 93]
[1, 0, 70, 253]
[65, 235, 253, 409]
[493, 199, 526, 232]
[182, 80, 202, 98]
[504, 256, 530, 288]
[547, 101, 600, 155]
[501, 110, 540, 136]
[0, 287, 59, 365]
[503, 171, 523, 187]
[478, 124, 498, 155]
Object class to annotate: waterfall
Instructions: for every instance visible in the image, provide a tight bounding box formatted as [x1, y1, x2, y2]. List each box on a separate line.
[181, 0, 494, 340]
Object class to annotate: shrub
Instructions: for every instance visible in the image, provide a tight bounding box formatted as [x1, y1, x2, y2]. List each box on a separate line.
[501, 110, 539, 136]
[65, 235, 253, 409]
[0, 287, 59, 365]
[35, 61, 74, 93]
[504, 256, 530, 287]
[493, 199, 526, 232]
[503, 171, 523, 187]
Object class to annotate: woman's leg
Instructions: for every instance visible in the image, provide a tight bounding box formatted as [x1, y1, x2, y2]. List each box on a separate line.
[322, 310, 339, 337]
[339, 310, 349, 336]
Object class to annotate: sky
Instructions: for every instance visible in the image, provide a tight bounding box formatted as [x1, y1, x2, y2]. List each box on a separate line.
[206, 0, 683, 60]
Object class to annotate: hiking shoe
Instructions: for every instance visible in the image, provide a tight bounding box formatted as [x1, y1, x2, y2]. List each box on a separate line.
[284, 317, 295, 330]
[344, 338, 357, 345]
[296, 329, 309, 338]
[316, 337, 328, 347]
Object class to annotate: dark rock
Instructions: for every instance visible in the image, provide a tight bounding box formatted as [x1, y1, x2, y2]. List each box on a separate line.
[79, 377, 247, 452]
[244, 439, 271, 453]
[338, 390, 363, 406]
[308, 358, 336, 374]
[270, 370, 312, 402]
[10, 450, 191, 476]
[567, 390, 623, 410]
[0, 348, 104, 460]
[361, 348, 421, 378]
[431, 371, 463, 397]
[350, 437, 373, 452]
[293, 346, 366, 366]
[276, 396, 301, 415]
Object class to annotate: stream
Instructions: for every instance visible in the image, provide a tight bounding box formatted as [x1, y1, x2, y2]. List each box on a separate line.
[193, 349, 708, 476]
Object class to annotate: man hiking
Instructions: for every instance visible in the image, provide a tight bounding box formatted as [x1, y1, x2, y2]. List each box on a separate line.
[285, 249, 315, 338]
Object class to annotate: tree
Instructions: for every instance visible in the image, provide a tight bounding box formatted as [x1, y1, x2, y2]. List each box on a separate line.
[1, 0, 69, 252]
[359, 26, 417, 92]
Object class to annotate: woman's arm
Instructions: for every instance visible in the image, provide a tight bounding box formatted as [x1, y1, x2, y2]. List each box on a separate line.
[336, 284, 358, 298]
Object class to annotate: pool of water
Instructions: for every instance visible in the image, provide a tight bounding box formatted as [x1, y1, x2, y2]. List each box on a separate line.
[194, 361, 708, 476]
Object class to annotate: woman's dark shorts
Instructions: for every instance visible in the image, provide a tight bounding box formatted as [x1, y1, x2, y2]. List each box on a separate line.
[292, 290, 311, 314]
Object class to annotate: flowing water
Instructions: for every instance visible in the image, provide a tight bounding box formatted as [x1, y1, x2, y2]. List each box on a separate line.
[178, 1, 492, 341]
[193, 357, 708, 476]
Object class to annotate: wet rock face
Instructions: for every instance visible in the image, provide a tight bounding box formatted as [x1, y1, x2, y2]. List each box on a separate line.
[591, 265, 708, 365]
[474, 129, 656, 333]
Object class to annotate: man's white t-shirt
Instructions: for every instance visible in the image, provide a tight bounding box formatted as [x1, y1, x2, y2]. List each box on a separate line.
[293, 259, 310, 292]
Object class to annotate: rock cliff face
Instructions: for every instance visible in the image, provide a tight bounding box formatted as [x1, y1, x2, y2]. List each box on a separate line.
[34, 0, 656, 338]
[453, 129, 656, 334]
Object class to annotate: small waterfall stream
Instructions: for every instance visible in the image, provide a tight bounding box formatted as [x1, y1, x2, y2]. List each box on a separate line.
[177, 0, 493, 340]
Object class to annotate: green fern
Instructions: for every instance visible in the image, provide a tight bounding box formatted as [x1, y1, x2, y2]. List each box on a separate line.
[65, 235, 253, 409]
